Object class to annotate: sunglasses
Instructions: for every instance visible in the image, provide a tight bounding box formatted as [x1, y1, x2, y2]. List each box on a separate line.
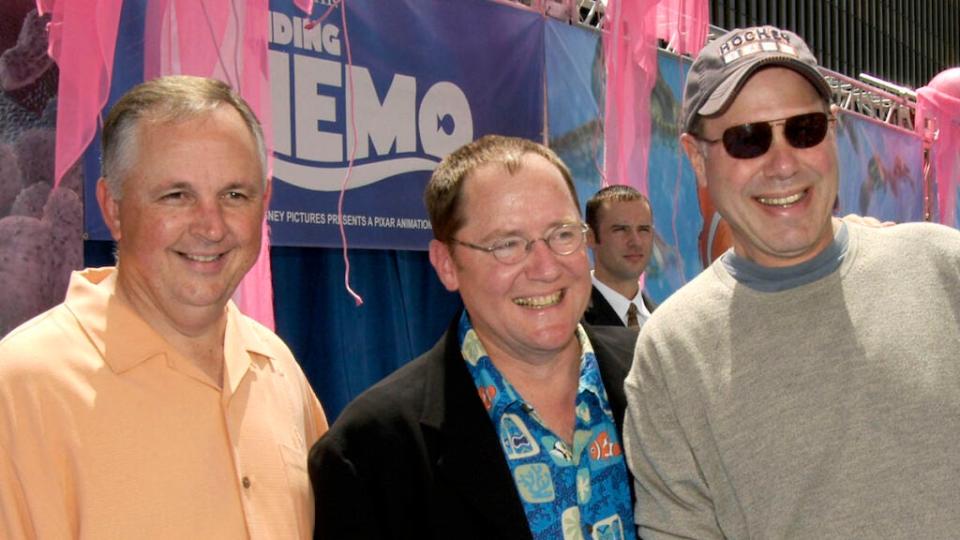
[699, 112, 833, 159]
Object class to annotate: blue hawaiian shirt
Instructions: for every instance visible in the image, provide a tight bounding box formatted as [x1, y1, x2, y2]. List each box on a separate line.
[459, 312, 636, 540]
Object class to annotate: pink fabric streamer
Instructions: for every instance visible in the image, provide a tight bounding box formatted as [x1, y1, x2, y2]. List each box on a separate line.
[916, 84, 960, 226]
[655, 0, 708, 56]
[39, 0, 123, 191]
[42, 0, 298, 329]
[302, 0, 365, 307]
[334, 0, 364, 307]
[293, 0, 312, 16]
[602, 0, 707, 193]
[603, 0, 660, 193]
[144, 0, 277, 329]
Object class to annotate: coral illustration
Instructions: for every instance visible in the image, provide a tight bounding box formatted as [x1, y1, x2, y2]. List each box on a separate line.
[0, 9, 82, 337]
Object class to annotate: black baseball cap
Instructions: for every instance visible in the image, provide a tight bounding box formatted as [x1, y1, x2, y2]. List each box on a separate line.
[681, 26, 831, 133]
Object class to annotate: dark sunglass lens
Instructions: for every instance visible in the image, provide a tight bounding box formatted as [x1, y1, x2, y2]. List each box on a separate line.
[722, 122, 772, 159]
[785, 112, 829, 148]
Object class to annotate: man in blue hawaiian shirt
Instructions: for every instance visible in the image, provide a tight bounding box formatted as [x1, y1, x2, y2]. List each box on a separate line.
[310, 135, 639, 539]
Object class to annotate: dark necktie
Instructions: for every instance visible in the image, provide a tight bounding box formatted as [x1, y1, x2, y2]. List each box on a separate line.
[626, 303, 640, 328]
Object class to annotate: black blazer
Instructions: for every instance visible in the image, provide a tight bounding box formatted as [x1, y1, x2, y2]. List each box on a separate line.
[583, 285, 657, 327]
[309, 318, 638, 540]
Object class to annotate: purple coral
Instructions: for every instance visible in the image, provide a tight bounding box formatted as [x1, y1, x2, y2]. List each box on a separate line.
[0, 177, 84, 338]
[0, 9, 53, 92]
[58, 161, 84, 199]
[0, 215, 54, 336]
[14, 127, 55, 188]
[0, 142, 21, 216]
[0, 1, 36, 53]
[9, 181, 49, 218]
[0, 7, 80, 339]
[43, 187, 83, 299]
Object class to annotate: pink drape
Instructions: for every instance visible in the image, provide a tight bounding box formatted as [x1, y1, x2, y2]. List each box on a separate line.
[602, 0, 707, 193]
[142, 1, 280, 329]
[655, 0, 709, 56]
[40, 0, 314, 330]
[916, 84, 960, 226]
[603, 0, 657, 193]
[38, 0, 122, 192]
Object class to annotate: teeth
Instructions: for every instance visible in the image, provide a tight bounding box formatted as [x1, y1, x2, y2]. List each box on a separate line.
[513, 291, 562, 309]
[758, 191, 805, 206]
[184, 253, 220, 262]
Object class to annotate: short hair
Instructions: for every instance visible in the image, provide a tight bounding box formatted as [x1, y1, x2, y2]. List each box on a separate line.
[424, 134, 578, 242]
[585, 184, 651, 236]
[100, 75, 267, 198]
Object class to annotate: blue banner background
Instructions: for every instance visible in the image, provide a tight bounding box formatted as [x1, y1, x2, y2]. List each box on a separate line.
[266, 0, 544, 248]
[835, 114, 924, 221]
[545, 24, 704, 303]
[85, 0, 544, 251]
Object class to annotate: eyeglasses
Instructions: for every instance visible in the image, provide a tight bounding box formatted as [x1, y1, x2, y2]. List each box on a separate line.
[451, 222, 589, 265]
[698, 112, 834, 159]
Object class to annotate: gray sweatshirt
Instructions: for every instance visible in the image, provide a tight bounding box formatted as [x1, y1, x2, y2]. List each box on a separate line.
[624, 222, 960, 539]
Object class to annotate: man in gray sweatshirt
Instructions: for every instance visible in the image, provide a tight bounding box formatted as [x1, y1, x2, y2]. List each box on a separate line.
[623, 25, 960, 539]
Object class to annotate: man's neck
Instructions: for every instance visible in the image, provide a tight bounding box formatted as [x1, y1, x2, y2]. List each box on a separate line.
[593, 270, 640, 300]
[722, 220, 848, 293]
[498, 354, 580, 445]
[477, 331, 583, 444]
[115, 278, 228, 387]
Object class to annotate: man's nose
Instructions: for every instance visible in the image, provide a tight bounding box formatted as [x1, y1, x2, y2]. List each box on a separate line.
[190, 200, 228, 241]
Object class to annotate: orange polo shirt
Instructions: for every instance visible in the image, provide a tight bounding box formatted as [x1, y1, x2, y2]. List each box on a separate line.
[0, 267, 328, 539]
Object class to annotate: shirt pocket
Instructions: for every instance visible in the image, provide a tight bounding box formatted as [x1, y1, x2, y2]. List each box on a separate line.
[279, 442, 312, 538]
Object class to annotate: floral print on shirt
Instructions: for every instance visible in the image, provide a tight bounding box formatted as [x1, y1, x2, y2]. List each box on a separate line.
[459, 312, 636, 540]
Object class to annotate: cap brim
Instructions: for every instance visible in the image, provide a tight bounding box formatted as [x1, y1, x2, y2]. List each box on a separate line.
[698, 57, 831, 118]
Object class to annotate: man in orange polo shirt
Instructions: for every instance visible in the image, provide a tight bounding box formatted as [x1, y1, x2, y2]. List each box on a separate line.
[0, 76, 327, 539]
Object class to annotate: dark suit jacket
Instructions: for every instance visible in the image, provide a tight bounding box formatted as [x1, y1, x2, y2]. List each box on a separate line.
[583, 284, 657, 327]
[309, 317, 638, 540]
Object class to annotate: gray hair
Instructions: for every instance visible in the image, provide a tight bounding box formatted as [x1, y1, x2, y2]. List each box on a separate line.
[100, 75, 267, 198]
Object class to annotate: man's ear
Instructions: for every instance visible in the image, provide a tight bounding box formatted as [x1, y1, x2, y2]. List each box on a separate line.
[680, 133, 709, 189]
[586, 227, 599, 249]
[96, 178, 122, 241]
[428, 239, 459, 292]
[828, 104, 842, 134]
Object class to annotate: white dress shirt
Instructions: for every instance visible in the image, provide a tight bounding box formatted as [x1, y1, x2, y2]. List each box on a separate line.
[591, 270, 652, 328]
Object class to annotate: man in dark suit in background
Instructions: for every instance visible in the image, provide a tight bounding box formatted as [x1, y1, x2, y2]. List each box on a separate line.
[584, 185, 656, 328]
[309, 135, 639, 539]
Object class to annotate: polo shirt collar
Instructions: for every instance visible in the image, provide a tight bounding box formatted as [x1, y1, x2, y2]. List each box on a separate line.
[222, 301, 275, 395]
[64, 267, 275, 385]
